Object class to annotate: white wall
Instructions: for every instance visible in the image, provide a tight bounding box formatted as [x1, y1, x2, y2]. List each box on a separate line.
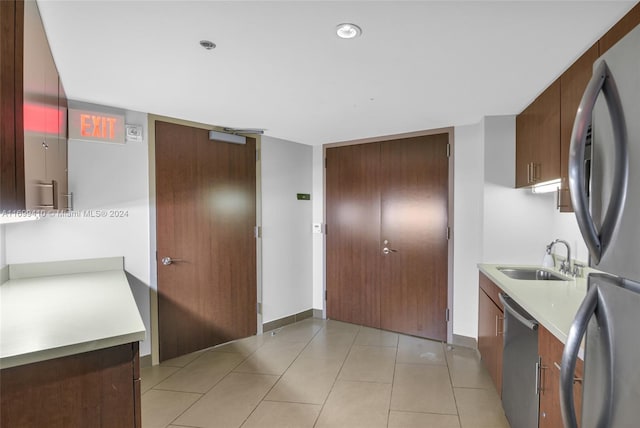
[5, 108, 152, 355]
[452, 123, 485, 339]
[482, 115, 587, 265]
[0, 225, 6, 269]
[311, 145, 324, 311]
[261, 136, 314, 323]
[452, 116, 588, 340]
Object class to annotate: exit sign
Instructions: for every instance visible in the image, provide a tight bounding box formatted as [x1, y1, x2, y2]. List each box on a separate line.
[68, 109, 125, 144]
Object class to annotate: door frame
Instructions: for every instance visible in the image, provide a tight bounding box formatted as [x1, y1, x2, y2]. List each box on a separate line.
[147, 114, 263, 365]
[323, 127, 455, 343]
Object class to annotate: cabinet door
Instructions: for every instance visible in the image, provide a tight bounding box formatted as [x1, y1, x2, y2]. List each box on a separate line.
[0, 343, 139, 427]
[56, 79, 69, 209]
[559, 44, 599, 212]
[538, 326, 584, 428]
[22, 0, 48, 209]
[0, 0, 23, 210]
[478, 288, 504, 394]
[22, 0, 66, 210]
[599, 3, 640, 54]
[515, 79, 561, 188]
[515, 109, 535, 187]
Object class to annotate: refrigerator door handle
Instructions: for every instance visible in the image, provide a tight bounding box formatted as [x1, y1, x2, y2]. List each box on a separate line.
[560, 285, 598, 428]
[568, 60, 628, 265]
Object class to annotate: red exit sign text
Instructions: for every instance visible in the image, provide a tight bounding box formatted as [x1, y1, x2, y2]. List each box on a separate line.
[69, 109, 125, 144]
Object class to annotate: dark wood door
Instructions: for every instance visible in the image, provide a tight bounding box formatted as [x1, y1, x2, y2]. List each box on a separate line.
[380, 135, 449, 340]
[326, 133, 449, 341]
[325, 143, 381, 328]
[155, 121, 256, 362]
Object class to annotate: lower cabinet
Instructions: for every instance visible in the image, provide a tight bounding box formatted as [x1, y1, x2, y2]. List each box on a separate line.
[0, 342, 141, 428]
[478, 273, 504, 395]
[477, 272, 584, 428]
[538, 326, 583, 428]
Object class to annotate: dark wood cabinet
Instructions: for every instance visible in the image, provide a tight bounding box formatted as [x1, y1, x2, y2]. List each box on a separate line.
[478, 272, 504, 395]
[599, 2, 640, 54]
[0, 0, 68, 211]
[0, 0, 24, 210]
[0, 342, 141, 428]
[515, 79, 561, 188]
[538, 326, 583, 428]
[558, 44, 599, 213]
[516, 2, 640, 198]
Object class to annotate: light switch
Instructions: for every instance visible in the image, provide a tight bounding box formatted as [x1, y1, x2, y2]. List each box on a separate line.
[312, 223, 324, 234]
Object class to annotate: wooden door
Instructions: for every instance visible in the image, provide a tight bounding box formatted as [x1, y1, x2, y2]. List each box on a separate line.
[326, 133, 449, 341]
[380, 135, 449, 340]
[155, 121, 257, 362]
[325, 143, 381, 327]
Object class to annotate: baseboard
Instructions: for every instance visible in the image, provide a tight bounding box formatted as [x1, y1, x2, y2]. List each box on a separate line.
[312, 308, 323, 319]
[263, 309, 314, 332]
[451, 334, 477, 350]
[0, 265, 8, 284]
[140, 354, 152, 368]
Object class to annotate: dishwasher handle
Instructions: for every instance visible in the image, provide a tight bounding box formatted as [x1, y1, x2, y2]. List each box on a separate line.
[499, 293, 539, 331]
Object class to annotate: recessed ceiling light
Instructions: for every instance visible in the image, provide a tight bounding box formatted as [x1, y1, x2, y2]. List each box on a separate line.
[199, 40, 216, 50]
[336, 23, 362, 39]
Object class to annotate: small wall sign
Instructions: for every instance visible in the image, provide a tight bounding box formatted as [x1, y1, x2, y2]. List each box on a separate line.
[125, 124, 144, 143]
[68, 109, 125, 144]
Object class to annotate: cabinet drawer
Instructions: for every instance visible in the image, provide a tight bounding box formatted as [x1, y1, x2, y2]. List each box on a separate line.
[479, 272, 503, 309]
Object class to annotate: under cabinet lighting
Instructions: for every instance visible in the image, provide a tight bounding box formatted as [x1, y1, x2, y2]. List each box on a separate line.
[531, 179, 562, 194]
[0, 212, 41, 224]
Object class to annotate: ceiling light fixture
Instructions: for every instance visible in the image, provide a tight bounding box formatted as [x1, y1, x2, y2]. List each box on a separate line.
[336, 23, 362, 39]
[199, 40, 216, 50]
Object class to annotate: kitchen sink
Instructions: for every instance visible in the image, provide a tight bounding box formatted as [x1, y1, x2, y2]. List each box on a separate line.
[497, 267, 568, 281]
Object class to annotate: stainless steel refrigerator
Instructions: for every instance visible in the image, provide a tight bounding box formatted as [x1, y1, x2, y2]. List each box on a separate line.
[561, 22, 640, 428]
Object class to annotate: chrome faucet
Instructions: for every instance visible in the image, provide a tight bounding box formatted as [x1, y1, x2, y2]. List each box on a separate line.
[547, 239, 572, 276]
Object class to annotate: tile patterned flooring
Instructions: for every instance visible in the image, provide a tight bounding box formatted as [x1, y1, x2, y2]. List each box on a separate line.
[141, 319, 510, 428]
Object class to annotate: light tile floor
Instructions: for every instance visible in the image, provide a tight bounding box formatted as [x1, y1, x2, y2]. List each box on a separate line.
[141, 319, 510, 428]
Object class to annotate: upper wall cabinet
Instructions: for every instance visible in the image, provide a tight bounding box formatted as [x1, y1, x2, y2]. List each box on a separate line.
[599, 3, 640, 54]
[515, 2, 640, 203]
[515, 80, 561, 188]
[558, 44, 599, 212]
[0, 0, 68, 211]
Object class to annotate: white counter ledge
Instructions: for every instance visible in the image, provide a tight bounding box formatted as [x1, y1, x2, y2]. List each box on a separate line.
[478, 263, 589, 347]
[0, 257, 146, 369]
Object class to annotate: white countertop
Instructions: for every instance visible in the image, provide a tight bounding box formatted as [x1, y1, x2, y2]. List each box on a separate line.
[0, 262, 146, 369]
[478, 263, 588, 347]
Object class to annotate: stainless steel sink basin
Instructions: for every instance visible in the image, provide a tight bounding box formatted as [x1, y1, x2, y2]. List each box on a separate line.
[497, 267, 568, 281]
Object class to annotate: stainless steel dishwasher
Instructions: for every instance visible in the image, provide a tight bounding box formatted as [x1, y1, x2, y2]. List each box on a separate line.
[499, 293, 539, 428]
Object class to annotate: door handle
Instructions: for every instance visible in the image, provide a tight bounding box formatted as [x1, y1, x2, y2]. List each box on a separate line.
[161, 256, 183, 266]
[382, 247, 398, 255]
[569, 59, 628, 264]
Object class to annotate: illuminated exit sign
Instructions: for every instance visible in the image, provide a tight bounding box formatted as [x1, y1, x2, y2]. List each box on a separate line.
[68, 109, 125, 144]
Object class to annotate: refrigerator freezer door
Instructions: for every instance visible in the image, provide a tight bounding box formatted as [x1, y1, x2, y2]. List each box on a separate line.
[591, 23, 640, 282]
[581, 274, 640, 427]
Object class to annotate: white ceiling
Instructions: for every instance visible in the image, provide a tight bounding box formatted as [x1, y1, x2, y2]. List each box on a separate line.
[38, 0, 635, 145]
